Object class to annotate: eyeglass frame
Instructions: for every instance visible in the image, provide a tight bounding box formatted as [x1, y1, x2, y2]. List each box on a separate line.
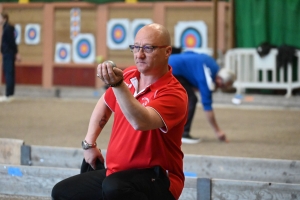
[129, 45, 169, 54]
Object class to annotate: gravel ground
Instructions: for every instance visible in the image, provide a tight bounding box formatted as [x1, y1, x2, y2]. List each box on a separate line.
[1, 97, 300, 199]
[0, 97, 300, 160]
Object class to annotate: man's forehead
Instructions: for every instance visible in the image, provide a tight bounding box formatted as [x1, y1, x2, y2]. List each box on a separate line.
[137, 27, 155, 37]
[135, 31, 158, 44]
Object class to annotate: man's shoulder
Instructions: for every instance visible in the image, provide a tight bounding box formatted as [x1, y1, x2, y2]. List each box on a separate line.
[3, 23, 14, 31]
[4, 22, 12, 27]
[123, 66, 138, 78]
[164, 76, 187, 95]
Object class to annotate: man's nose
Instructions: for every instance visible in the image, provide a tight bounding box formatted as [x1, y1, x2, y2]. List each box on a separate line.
[135, 48, 146, 58]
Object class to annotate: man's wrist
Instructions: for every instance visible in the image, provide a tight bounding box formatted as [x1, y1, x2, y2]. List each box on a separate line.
[81, 140, 97, 150]
[108, 78, 123, 87]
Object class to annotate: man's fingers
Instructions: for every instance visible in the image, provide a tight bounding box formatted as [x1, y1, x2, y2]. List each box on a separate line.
[97, 61, 123, 85]
[90, 164, 96, 170]
[99, 156, 104, 164]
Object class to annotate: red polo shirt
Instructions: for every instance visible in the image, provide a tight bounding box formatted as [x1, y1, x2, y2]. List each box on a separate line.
[104, 65, 188, 199]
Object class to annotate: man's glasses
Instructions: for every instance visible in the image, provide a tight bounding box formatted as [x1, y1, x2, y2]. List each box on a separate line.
[129, 45, 168, 54]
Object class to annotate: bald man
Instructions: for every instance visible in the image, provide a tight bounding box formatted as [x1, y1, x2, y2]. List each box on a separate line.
[52, 23, 187, 200]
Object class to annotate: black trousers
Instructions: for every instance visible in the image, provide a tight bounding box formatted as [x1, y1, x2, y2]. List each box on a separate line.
[175, 76, 198, 136]
[51, 166, 175, 200]
[2, 54, 15, 97]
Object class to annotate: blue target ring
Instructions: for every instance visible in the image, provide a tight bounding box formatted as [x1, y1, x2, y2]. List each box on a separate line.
[58, 47, 68, 59]
[133, 24, 145, 38]
[76, 39, 91, 59]
[180, 28, 202, 48]
[14, 29, 18, 39]
[111, 24, 126, 44]
[27, 28, 37, 40]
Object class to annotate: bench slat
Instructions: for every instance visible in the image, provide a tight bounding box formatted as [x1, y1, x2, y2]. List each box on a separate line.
[184, 155, 300, 184]
[212, 179, 300, 199]
[0, 164, 78, 197]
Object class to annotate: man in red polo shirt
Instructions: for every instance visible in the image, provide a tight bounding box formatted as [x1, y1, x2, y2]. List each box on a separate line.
[52, 23, 188, 200]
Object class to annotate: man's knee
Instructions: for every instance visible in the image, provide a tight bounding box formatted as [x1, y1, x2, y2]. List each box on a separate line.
[51, 182, 60, 200]
[51, 182, 67, 200]
[102, 176, 125, 199]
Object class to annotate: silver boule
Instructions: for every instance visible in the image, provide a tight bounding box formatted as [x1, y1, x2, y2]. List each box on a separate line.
[105, 60, 117, 68]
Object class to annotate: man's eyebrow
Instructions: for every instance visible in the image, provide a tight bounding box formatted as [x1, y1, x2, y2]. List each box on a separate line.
[133, 43, 151, 46]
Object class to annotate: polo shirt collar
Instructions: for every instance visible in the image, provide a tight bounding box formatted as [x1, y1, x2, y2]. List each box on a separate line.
[149, 66, 173, 91]
[128, 65, 173, 96]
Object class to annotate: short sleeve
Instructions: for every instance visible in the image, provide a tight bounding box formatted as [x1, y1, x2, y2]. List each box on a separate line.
[104, 88, 116, 112]
[147, 86, 188, 133]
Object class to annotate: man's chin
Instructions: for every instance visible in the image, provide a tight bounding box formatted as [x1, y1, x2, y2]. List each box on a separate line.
[136, 62, 146, 66]
[136, 63, 147, 69]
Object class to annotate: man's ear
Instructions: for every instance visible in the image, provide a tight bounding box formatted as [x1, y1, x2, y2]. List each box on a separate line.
[165, 46, 172, 58]
[215, 76, 223, 88]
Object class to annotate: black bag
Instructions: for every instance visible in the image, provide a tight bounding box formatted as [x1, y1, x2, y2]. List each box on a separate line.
[256, 42, 275, 57]
[80, 157, 105, 174]
[276, 45, 297, 69]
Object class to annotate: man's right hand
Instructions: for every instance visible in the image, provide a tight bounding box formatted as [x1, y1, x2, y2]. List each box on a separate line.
[84, 148, 104, 169]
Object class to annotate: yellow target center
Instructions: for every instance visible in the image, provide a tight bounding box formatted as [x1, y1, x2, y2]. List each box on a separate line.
[30, 31, 35, 37]
[115, 30, 122, 39]
[187, 37, 195, 47]
[81, 45, 87, 53]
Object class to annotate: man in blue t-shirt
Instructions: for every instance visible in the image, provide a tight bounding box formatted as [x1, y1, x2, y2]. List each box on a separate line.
[169, 49, 235, 144]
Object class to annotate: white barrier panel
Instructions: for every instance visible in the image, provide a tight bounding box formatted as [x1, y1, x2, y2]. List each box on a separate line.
[211, 179, 300, 200]
[224, 48, 300, 97]
[183, 155, 300, 184]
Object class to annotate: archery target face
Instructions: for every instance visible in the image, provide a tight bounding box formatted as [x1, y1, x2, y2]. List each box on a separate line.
[14, 29, 18, 39]
[112, 24, 126, 44]
[28, 28, 36, 39]
[59, 47, 68, 59]
[76, 39, 91, 58]
[70, 8, 81, 39]
[130, 19, 152, 44]
[55, 43, 71, 63]
[133, 24, 144, 37]
[72, 34, 95, 63]
[71, 8, 81, 21]
[71, 8, 80, 18]
[107, 19, 130, 50]
[14, 24, 21, 44]
[180, 27, 202, 48]
[25, 24, 41, 45]
[174, 21, 207, 48]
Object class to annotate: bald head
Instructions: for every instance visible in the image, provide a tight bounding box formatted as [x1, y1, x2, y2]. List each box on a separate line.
[133, 23, 172, 75]
[136, 23, 171, 46]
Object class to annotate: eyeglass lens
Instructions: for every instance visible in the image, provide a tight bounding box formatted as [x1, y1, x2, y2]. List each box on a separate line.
[130, 45, 154, 53]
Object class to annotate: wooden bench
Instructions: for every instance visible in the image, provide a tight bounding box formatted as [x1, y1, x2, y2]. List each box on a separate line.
[0, 138, 24, 165]
[182, 177, 300, 200]
[1, 165, 299, 200]
[0, 164, 78, 198]
[1, 142, 300, 199]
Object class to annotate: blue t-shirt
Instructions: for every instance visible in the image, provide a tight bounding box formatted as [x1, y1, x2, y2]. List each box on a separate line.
[168, 51, 220, 111]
